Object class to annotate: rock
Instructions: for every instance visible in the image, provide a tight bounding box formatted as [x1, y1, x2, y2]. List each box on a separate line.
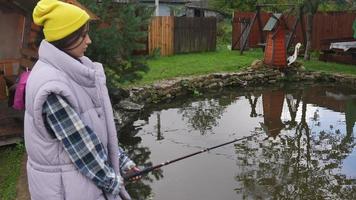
[207, 83, 218, 88]
[250, 59, 264, 69]
[289, 61, 303, 69]
[109, 87, 130, 103]
[113, 109, 141, 130]
[117, 100, 144, 111]
[243, 74, 253, 81]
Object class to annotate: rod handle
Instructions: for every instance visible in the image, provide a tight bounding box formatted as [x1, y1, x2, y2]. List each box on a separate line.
[123, 166, 155, 181]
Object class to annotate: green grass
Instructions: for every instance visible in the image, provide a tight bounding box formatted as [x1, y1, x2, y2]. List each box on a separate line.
[304, 59, 356, 75]
[0, 144, 25, 200]
[125, 48, 356, 87]
[124, 48, 264, 86]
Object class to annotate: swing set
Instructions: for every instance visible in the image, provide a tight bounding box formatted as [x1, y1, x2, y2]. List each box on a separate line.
[233, 3, 307, 55]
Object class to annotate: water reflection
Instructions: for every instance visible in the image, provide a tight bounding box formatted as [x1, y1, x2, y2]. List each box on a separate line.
[245, 93, 260, 118]
[178, 99, 226, 135]
[261, 90, 285, 138]
[118, 112, 164, 200]
[118, 84, 356, 200]
[236, 85, 356, 199]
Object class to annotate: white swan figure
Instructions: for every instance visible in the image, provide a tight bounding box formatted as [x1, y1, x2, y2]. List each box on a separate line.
[287, 43, 302, 66]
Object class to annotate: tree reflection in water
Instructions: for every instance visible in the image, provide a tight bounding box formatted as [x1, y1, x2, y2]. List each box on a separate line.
[118, 112, 164, 200]
[235, 86, 356, 200]
[178, 99, 226, 135]
[245, 93, 261, 118]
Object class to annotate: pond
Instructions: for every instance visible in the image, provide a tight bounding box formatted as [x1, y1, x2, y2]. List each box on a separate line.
[120, 84, 356, 200]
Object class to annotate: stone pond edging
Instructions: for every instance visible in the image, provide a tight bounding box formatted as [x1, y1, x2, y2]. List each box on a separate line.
[119, 68, 356, 106]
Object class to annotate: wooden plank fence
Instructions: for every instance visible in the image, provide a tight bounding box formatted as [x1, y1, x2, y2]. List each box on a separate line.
[174, 17, 216, 54]
[148, 16, 174, 56]
[232, 11, 356, 51]
[148, 16, 217, 56]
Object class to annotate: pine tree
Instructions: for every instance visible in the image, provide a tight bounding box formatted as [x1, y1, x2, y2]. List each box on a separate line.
[78, 0, 154, 87]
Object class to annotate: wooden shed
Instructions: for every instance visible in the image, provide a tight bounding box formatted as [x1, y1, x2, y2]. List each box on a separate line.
[0, 0, 99, 100]
[0, 0, 98, 146]
[0, 0, 38, 100]
[263, 14, 288, 68]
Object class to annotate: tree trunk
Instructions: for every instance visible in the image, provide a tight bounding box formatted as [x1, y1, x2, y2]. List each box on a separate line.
[304, 13, 314, 60]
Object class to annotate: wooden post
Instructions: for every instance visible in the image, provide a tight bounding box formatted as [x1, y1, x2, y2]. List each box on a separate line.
[22, 13, 32, 49]
[299, 5, 307, 48]
[0, 74, 7, 100]
[286, 17, 299, 49]
[256, 6, 265, 50]
[155, 0, 159, 16]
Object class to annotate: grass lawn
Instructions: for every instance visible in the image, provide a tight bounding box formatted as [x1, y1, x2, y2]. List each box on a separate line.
[304, 59, 356, 75]
[124, 47, 263, 86]
[0, 144, 24, 200]
[1, 47, 356, 200]
[125, 47, 356, 87]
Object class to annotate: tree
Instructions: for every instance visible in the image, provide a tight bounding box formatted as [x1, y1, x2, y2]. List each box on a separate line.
[319, 0, 356, 11]
[208, 0, 301, 13]
[208, 0, 258, 13]
[302, 0, 352, 60]
[302, 0, 322, 60]
[78, 0, 154, 87]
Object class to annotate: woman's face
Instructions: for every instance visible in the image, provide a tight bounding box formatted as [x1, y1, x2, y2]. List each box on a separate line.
[66, 31, 91, 58]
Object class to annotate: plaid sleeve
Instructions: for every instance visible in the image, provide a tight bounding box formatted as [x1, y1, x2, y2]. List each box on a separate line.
[42, 93, 123, 195]
[118, 147, 136, 174]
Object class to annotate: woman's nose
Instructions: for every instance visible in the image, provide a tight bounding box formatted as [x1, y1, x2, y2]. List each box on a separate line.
[86, 35, 92, 44]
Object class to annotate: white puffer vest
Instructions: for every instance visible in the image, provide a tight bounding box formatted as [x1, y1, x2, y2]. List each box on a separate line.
[25, 40, 130, 200]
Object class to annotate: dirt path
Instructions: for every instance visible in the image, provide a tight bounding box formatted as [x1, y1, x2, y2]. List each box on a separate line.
[15, 154, 29, 200]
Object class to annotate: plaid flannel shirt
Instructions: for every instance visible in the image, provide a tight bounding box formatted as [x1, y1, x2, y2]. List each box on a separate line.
[42, 94, 135, 195]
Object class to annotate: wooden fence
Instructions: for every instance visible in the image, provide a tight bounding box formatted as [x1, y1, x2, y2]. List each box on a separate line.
[232, 11, 356, 51]
[148, 16, 217, 56]
[148, 16, 174, 56]
[174, 17, 217, 54]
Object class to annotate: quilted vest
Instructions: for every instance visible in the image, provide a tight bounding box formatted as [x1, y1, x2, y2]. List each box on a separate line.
[25, 40, 130, 200]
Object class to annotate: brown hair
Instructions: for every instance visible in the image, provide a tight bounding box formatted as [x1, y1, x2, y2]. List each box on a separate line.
[50, 22, 89, 52]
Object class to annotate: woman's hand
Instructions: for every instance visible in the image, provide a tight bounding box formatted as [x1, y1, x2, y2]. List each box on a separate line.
[126, 166, 141, 182]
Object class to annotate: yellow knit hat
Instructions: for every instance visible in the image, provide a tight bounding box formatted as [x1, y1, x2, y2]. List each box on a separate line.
[33, 0, 90, 42]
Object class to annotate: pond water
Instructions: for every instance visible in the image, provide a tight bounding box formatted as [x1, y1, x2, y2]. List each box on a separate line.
[120, 84, 356, 200]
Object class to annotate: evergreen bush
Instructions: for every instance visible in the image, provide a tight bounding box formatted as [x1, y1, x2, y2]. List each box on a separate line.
[79, 0, 154, 87]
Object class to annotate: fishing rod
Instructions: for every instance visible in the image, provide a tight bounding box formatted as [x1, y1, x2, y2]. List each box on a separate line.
[123, 132, 260, 181]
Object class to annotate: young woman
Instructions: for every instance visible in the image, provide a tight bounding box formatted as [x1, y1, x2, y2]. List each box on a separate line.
[25, 0, 138, 199]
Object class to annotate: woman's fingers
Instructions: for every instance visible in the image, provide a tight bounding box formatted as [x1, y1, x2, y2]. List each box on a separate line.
[128, 167, 141, 181]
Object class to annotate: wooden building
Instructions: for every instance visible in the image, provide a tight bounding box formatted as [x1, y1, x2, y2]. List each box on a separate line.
[0, 0, 98, 99]
[0, 0, 98, 146]
[0, 0, 37, 100]
[263, 14, 288, 68]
